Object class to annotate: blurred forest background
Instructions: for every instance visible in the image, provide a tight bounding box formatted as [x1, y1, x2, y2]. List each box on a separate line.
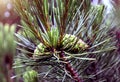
[0, 0, 20, 27]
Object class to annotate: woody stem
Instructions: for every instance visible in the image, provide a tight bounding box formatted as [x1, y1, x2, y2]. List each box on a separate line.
[59, 51, 82, 82]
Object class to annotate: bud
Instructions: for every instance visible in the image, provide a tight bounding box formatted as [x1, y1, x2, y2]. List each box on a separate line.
[46, 27, 59, 47]
[23, 70, 38, 82]
[34, 43, 46, 56]
[92, 5, 104, 25]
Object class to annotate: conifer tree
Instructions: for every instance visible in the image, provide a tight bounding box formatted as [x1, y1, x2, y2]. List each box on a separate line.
[11, 0, 119, 82]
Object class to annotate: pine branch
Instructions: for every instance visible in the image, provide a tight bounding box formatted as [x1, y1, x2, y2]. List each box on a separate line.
[12, 0, 118, 82]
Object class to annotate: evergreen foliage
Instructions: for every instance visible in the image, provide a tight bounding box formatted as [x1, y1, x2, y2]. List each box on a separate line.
[5, 0, 119, 82]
